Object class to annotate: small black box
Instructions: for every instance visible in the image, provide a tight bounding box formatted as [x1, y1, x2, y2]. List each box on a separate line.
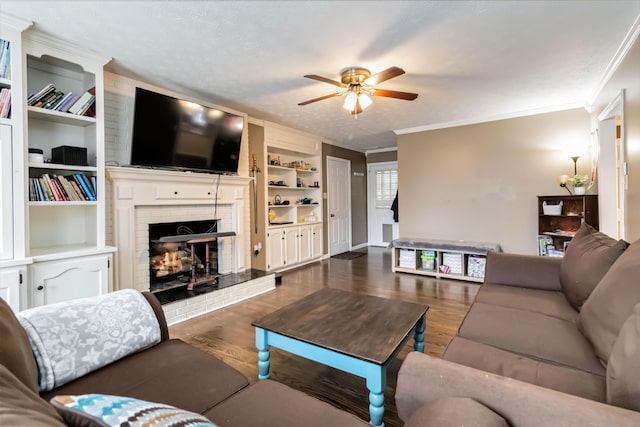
[51, 145, 88, 166]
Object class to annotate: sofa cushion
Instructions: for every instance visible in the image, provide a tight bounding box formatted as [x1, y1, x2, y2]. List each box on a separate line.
[475, 283, 578, 322]
[607, 303, 640, 411]
[560, 223, 628, 311]
[51, 394, 217, 427]
[0, 296, 39, 392]
[580, 240, 640, 362]
[403, 397, 510, 427]
[18, 289, 162, 392]
[458, 302, 604, 375]
[204, 380, 369, 426]
[0, 363, 66, 427]
[443, 337, 606, 402]
[40, 339, 249, 415]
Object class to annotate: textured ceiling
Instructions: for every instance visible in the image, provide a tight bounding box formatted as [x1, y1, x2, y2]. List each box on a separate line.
[1, 1, 639, 152]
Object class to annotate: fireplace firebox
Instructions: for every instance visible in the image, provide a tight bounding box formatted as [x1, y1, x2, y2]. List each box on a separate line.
[148, 219, 235, 292]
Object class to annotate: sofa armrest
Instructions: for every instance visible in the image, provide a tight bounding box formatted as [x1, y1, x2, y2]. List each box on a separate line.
[142, 291, 169, 341]
[484, 251, 562, 291]
[396, 352, 640, 427]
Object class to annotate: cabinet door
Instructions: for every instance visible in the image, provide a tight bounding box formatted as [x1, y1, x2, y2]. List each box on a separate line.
[30, 254, 110, 307]
[0, 268, 22, 311]
[267, 229, 285, 271]
[311, 224, 323, 258]
[0, 124, 13, 260]
[298, 225, 312, 262]
[284, 228, 299, 266]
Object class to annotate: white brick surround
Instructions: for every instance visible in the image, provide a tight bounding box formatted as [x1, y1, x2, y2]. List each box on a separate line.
[107, 166, 251, 292]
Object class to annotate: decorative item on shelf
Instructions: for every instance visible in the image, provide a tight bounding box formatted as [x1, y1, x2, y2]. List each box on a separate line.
[269, 209, 276, 223]
[542, 201, 563, 216]
[274, 194, 282, 205]
[28, 148, 44, 163]
[569, 174, 589, 195]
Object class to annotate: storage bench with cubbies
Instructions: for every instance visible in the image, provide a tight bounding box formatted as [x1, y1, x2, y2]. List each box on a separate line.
[390, 238, 502, 282]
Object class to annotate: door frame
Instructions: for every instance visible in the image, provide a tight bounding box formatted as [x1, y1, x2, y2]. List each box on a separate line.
[326, 156, 352, 256]
[597, 89, 626, 239]
[367, 161, 398, 246]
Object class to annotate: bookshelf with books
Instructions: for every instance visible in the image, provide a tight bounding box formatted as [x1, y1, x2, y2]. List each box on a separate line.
[537, 195, 599, 256]
[20, 31, 115, 307]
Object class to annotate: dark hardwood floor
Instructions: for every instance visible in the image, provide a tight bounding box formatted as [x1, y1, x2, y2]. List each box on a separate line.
[170, 246, 479, 427]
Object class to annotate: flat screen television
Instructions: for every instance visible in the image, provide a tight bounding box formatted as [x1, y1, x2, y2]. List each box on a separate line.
[130, 87, 244, 174]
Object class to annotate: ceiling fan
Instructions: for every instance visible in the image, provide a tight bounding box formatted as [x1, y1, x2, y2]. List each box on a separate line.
[298, 66, 418, 118]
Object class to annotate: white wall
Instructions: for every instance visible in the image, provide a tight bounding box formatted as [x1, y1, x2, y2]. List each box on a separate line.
[397, 108, 591, 254]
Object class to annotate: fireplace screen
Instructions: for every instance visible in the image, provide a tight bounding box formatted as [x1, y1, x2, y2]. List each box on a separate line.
[148, 219, 221, 292]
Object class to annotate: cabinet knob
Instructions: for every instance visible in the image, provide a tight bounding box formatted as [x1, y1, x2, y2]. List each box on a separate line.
[174, 191, 178, 195]
[37, 285, 44, 291]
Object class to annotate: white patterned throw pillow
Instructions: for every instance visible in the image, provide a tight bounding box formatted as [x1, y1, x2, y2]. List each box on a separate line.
[18, 289, 161, 391]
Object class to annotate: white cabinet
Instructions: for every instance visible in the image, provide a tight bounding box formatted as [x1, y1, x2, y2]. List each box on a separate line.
[0, 267, 24, 311]
[30, 253, 111, 307]
[267, 228, 285, 271]
[0, 124, 13, 260]
[267, 224, 321, 271]
[311, 224, 323, 259]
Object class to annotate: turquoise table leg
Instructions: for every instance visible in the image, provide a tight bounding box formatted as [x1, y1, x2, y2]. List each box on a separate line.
[414, 315, 425, 352]
[366, 365, 386, 427]
[255, 328, 271, 380]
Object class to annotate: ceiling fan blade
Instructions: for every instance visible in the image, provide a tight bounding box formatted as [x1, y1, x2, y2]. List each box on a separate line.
[371, 89, 418, 101]
[298, 93, 340, 106]
[364, 66, 405, 85]
[303, 75, 346, 88]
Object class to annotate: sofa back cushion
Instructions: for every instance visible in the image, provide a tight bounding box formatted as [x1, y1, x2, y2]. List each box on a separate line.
[0, 297, 39, 392]
[580, 240, 640, 362]
[560, 223, 628, 311]
[607, 302, 640, 411]
[0, 363, 66, 426]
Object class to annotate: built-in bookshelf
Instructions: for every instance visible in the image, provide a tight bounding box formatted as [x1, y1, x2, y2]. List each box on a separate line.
[0, 38, 12, 119]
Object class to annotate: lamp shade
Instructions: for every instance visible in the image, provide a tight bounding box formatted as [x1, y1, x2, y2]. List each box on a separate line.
[359, 93, 372, 110]
[343, 92, 357, 110]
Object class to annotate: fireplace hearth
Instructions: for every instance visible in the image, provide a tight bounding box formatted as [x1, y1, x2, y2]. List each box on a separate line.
[148, 219, 235, 292]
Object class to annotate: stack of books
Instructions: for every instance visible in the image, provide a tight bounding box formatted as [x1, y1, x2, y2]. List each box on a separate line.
[0, 88, 10, 118]
[0, 40, 10, 79]
[29, 173, 97, 202]
[27, 84, 96, 117]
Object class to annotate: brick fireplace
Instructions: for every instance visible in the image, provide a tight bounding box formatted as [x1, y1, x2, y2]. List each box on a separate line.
[106, 166, 275, 324]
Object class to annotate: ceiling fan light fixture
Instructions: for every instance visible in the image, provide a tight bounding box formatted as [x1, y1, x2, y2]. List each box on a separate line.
[359, 93, 372, 110]
[343, 92, 357, 110]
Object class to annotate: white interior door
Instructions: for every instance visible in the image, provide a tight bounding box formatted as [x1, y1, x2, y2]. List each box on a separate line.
[327, 156, 351, 255]
[368, 162, 398, 247]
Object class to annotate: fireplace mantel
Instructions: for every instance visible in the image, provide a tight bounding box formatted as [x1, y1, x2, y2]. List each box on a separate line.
[106, 166, 251, 292]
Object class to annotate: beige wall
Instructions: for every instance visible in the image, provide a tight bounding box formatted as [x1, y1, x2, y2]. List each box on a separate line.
[398, 108, 591, 254]
[322, 143, 368, 251]
[248, 123, 267, 269]
[590, 34, 640, 242]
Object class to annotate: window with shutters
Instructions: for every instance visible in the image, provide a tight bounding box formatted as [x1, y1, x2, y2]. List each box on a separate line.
[375, 170, 398, 209]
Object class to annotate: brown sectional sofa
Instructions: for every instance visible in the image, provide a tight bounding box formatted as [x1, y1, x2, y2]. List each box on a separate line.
[0, 290, 369, 426]
[396, 224, 640, 426]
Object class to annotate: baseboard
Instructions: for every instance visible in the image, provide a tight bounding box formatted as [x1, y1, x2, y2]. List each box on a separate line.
[351, 242, 369, 250]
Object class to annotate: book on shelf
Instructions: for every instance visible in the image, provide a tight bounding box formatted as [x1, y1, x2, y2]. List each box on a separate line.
[0, 40, 10, 80]
[68, 90, 94, 115]
[0, 87, 11, 118]
[52, 92, 73, 111]
[29, 173, 96, 202]
[27, 83, 55, 106]
[57, 93, 79, 113]
[42, 91, 65, 109]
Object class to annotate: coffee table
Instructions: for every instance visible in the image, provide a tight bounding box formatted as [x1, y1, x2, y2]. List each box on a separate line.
[252, 288, 428, 427]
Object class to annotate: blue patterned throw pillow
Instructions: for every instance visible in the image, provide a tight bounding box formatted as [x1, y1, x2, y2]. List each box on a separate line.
[50, 394, 217, 427]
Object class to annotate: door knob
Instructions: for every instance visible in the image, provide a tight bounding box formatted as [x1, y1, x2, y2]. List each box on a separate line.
[330, 213, 335, 217]
[37, 285, 44, 291]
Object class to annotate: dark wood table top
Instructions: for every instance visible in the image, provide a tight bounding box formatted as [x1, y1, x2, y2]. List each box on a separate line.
[252, 288, 429, 365]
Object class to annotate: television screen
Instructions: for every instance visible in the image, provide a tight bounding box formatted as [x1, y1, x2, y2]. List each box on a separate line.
[130, 87, 244, 174]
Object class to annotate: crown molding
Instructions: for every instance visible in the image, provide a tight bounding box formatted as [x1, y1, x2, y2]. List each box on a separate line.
[0, 12, 32, 32]
[394, 101, 586, 135]
[365, 147, 397, 155]
[587, 13, 640, 107]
